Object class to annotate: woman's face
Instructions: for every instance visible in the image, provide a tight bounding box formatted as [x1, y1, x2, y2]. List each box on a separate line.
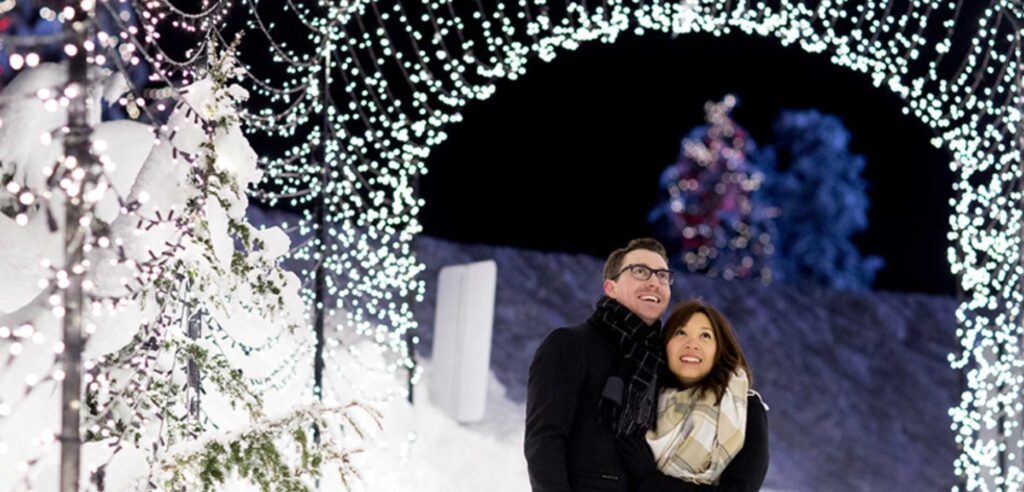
[666, 312, 718, 388]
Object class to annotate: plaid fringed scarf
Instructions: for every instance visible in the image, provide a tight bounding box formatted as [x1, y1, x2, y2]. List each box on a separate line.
[646, 369, 751, 484]
[591, 296, 665, 436]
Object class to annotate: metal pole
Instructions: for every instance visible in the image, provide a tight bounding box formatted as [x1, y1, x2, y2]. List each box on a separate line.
[60, 5, 93, 490]
[311, 203, 326, 446]
[313, 199, 327, 404]
[312, 41, 331, 444]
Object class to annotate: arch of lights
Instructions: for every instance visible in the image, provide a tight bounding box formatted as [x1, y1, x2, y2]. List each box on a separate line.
[227, 0, 1019, 488]
[230, 1, 1019, 489]
[1, 0, 1021, 489]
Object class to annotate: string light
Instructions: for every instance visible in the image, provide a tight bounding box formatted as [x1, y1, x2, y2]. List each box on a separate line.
[181, 0, 1015, 489]
[2, 0, 1020, 490]
[1, 7, 353, 490]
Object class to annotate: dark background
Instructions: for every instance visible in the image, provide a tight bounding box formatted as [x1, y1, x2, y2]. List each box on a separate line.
[418, 32, 957, 295]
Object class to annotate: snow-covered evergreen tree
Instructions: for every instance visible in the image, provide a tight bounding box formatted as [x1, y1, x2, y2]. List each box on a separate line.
[0, 41, 375, 491]
[762, 109, 883, 291]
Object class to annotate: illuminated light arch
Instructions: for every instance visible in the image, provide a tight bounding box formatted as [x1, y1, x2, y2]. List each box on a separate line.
[190, 0, 1021, 488]
[1, 0, 1017, 489]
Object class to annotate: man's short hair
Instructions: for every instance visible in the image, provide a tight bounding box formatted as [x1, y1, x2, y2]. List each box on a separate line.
[602, 238, 669, 280]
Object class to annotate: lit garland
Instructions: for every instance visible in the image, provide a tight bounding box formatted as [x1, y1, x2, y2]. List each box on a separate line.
[2, 0, 1022, 490]
[0, 9, 367, 491]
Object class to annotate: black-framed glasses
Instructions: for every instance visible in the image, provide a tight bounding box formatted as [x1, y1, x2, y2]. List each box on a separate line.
[614, 264, 676, 286]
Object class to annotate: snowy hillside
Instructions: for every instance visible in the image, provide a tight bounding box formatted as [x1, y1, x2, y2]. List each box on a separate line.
[410, 235, 959, 492]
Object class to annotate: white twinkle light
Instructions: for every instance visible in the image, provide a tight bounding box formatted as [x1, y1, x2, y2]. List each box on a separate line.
[1, 0, 1018, 491]
[208, 0, 1017, 489]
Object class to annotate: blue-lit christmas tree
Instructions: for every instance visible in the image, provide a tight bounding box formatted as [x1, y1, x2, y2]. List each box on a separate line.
[649, 95, 775, 282]
[763, 110, 883, 291]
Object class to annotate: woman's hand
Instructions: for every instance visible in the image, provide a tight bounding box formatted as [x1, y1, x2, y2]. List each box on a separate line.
[616, 432, 659, 483]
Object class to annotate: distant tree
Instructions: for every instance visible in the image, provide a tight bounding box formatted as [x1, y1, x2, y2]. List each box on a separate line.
[763, 109, 883, 291]
[649, 95, 775, 282]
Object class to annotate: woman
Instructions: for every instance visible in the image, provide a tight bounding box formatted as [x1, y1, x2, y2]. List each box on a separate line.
[617, 299, 769, 491]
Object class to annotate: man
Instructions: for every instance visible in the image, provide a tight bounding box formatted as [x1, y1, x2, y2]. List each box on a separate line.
[525, 238, 674, 492]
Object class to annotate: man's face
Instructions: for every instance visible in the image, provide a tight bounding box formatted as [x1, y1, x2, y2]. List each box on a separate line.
[603, 249, 671, 325]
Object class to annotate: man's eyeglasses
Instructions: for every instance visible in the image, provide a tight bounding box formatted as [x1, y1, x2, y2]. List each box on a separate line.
[614, 264, 676, 286]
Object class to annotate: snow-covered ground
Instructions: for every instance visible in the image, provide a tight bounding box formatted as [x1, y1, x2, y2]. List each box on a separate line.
[340, 358, 529, 492]
[340, 357, 789, 492]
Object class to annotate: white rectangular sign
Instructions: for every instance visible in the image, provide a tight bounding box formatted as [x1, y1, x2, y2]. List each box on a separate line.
[430, 260, 497, 423]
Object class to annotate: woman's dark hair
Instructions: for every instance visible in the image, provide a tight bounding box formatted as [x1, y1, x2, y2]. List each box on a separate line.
[661, 299, 753, 404]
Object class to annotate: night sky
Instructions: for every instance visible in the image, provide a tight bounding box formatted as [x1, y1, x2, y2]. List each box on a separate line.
[418, 32, 957, 296]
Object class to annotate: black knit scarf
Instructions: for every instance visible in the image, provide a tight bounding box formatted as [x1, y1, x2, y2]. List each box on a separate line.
[590, 295, 665, 436]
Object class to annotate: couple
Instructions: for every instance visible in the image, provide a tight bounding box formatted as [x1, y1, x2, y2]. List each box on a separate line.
[524, 238, 769, 492]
